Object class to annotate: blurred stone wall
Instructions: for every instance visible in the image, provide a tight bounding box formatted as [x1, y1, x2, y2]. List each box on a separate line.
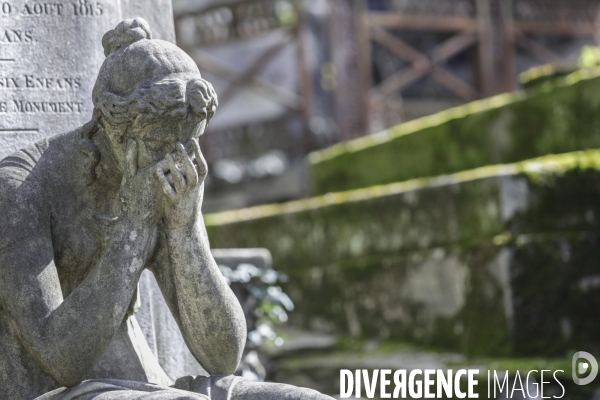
[310, 69, 600, 194]
[205, 71, 600, 357]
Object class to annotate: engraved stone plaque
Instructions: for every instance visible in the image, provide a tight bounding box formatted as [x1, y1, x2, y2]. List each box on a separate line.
[0, 0, 174, 160]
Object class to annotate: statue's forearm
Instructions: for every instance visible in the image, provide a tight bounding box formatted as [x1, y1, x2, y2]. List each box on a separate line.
[39, 218, 153, 386]
[165, 218, 246, 375]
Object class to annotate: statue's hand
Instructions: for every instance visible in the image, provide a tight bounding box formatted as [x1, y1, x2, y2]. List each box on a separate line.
[157, 139, 207, 230]
[119, 138, 164, 228]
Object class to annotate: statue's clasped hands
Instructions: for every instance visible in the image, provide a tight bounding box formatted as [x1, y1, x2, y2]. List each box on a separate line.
[119, 138, 207, 230]
[156, 139, 207, 230]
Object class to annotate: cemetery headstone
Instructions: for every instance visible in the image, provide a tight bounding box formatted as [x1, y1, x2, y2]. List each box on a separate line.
[0, 0, 174, 161]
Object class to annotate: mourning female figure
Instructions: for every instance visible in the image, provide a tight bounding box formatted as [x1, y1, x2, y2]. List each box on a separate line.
[0, 18, 332, 400]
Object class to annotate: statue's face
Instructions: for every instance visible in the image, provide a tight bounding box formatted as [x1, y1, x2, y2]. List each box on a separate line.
[135, 112, 207, 170]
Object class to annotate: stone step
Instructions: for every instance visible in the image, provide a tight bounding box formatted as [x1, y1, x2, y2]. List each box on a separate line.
[309, 68, 600, 195]
[206, 150, 600, 357]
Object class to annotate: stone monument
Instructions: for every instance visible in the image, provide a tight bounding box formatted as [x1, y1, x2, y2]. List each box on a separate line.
[0, 0, 276, 382]
[0, 16, 333, 400]
[0, 0, 175, 161]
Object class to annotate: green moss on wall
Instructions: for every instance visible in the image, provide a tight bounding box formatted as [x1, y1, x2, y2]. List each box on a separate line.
[519, 64, 579, 90]
[207, 150, 600, 356]
[309, 69, 600, 195]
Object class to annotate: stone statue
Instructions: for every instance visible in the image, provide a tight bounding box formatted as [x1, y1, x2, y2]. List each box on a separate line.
[0, 18, 332, 400]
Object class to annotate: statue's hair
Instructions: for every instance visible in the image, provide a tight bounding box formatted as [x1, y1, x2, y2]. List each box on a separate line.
[92, 17, 217, 131]
[94, 75, 217, 130]
[102, 17, 152, 56]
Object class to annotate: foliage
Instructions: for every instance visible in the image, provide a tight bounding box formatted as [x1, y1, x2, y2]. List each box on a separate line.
[579, 45, 600, 69]
[218, 262, 294, 380]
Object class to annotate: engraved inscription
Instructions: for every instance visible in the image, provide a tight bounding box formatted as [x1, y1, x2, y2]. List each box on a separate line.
[0, 77, 18, 88]
[0, 29, 33, 43]
[0, 0, 119, 159]
[1, 2, 13, 14]
[21, 2, 65, 15]
[0, 75, 82, 89]
[0, 100, 84, 113]
[72, 0, 103, 16]
[0, 1, 104, 17]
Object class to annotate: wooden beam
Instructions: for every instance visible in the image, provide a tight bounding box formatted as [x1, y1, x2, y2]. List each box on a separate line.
[515, 34, 561, 64]
[368, 12, 478, 32]
[369, 25, 429, 67]
[500, 0, 516, 92]
[515, 21, 597, 36]
[475, 0, 495, 96]
[430, 66, 479, 101]
[355, 0, 371, 137]
[372, 66, 428, 98]
[294, 0, 314, 153]
[189, 48, 302, 110]
[370, 26, 482, 101]
[218, 36, 292, 105]
[431, 31, 478, 64]
[371, 27, 477, 66]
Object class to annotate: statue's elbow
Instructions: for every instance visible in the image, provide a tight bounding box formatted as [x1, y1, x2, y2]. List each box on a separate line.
[50, 366, 87, 388]
[233, 317, 247, 366]
[204, 321, 246, 375]
[209, 359, 239, 376]
[225, 324, 247, 374]
[55, 375, 84, 389]
[28, 342, 86, 388]
[38, 347, 92, 388]
[203, 350, 240, 375]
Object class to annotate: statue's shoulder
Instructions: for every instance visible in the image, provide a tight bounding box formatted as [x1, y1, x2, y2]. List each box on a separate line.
[0, 129, 78, 191]
[0, 140, 49, 185]
[0, 130, 81, 247]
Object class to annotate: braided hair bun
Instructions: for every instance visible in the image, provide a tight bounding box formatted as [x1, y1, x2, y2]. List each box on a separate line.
[101, 18, 152, 57]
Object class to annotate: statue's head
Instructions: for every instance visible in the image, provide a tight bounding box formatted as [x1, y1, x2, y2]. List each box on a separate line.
[88, 18, 216, 171]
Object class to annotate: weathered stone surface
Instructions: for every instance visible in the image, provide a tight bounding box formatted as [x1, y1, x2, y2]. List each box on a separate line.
[0, 0, 174, 161]
[309, 69, 600, 194]
[0, 17, 332, 400]
[136, 248, 273, 381]
[206, 150, 600, 357]
[136, 270, 208, 381]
